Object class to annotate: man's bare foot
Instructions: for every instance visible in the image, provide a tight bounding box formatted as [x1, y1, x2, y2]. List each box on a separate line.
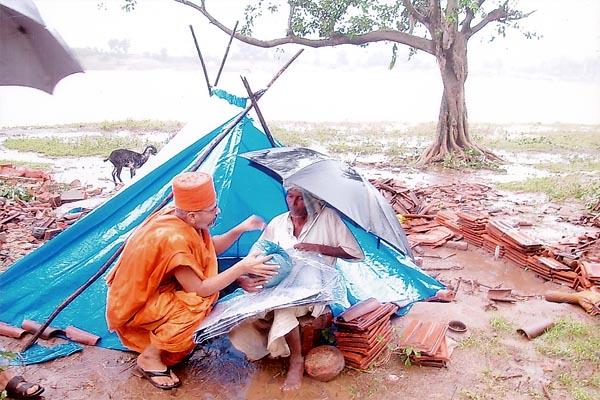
[136, 353, 180, 388]
[281, 356, 304, 391]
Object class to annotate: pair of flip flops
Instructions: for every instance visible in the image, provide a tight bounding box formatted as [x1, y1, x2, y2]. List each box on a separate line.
[137, 367, 181, 390]
[5, 375, 45, 399]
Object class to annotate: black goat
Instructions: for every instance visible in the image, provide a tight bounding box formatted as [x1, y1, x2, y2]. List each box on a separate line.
[104, 145, 158, 184]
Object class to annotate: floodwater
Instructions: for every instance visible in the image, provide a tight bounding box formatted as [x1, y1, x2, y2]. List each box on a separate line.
[1, 67, 599, 127]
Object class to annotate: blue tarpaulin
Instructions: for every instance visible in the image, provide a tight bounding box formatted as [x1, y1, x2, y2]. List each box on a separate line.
[0, 94, 443, 363]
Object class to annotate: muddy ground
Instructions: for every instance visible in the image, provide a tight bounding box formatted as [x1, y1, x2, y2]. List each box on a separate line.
[1, 127, 599, 400]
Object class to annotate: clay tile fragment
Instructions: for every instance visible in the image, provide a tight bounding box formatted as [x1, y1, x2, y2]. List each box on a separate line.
[65, 326, 100, 346]
[516, 319, 555, 340]
[487, 288, 516, 303]
[0, 321, 28, 339]
[336, 298, 381, 322]
[21, 319, 64, 340]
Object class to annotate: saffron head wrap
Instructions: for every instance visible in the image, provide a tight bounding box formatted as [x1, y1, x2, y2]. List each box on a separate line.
[172, 172, 216, 211]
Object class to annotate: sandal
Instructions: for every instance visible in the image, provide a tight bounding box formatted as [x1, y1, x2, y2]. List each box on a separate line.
[5, 375, 45, 399]
[137, 367, 181, 390]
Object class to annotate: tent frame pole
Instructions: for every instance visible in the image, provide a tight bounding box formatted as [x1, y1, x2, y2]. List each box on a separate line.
[241, 76, 276, 147]
[21, 49, 304, 352]
[213, 21, 239, 88]
[189, 25, 213, 97]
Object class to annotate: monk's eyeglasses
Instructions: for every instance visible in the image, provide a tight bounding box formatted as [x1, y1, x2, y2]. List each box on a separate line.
[196, 203, 219, 214]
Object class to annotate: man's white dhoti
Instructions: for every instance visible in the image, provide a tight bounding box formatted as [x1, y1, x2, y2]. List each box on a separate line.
[230, 206, 363, 360]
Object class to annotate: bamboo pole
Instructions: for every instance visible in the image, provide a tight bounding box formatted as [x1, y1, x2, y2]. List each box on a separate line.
[241, 76, 276, 146]
[213, 21, 239, 88]
[189, 25, 212, 97]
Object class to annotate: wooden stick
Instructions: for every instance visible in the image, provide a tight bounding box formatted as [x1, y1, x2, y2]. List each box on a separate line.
[265, 49, 303, 89]
[214, 21, 238, 87]
[241, 76, 276, 146]
[401, 213, 436, 219]
[21, 49, 304, 353]
[189, 25, 212, 97]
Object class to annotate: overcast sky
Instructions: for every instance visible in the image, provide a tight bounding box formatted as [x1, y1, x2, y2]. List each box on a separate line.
[36, 0, 599, 68]
[1, 0, 598, 126]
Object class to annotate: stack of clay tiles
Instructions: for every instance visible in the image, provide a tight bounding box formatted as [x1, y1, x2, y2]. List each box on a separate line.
[397, 319, 450, 368]
[576, 261, 600, 290]
[456, 209, 488, 247]
[435, 209, 460, 232]
[334, 299, 398, 370]
[484, 219, 543, 268]
[527, 254, 578, 287]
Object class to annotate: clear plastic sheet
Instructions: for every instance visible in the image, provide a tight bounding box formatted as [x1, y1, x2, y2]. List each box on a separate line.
[194, 250, 347, 344]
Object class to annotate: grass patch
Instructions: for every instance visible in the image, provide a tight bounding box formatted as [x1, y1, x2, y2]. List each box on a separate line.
[489, 315, 515, 334]
[458, 330, 507, 357]
[327, 141, 383, 155]
[535, 317, 600, 363]
[3, 136, 161, 158]
[0, 159, 53, 171]
[384, 144, 410, 163]
[13, 119, 183, 133]
[473, 124, 600, 154]
[458, 368, 512, 400]
[0, 182, 34, 201]
[496, 175, 600, 208]
[537, 159, 600, 174]
[535, 317, 600, 400]
[270, 125, 311, 147]
[441, 148, 503, 171]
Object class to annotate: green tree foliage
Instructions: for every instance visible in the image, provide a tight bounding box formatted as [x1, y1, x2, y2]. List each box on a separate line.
[123, 0, 537, 164]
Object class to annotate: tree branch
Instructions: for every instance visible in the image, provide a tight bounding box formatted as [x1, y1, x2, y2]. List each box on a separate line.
[428, 0, 441, 32]
[286, 2, 295, 36]
[402, 0, 428, 26]
[468, 3, 534, 38]
[445, 0, 457, 20]
[176, 0, 435, 54]
[460, 0, 485, 33]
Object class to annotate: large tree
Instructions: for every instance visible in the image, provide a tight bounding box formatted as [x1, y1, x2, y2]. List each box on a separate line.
[147, 0, 535, 164]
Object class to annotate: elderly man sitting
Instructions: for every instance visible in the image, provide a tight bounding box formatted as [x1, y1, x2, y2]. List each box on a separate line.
[230, 186, 363, 391]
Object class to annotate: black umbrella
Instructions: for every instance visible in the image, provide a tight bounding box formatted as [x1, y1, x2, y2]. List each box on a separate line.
[0, 0, 83, 94]
[240, 147, 413, 259]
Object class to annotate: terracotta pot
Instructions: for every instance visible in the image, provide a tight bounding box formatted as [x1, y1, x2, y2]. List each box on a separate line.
[304, 345, 345, 382]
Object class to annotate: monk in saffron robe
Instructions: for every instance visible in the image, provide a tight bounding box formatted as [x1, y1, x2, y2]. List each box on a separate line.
[106, 172, 278, 390]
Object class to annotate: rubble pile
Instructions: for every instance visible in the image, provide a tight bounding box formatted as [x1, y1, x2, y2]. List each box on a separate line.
[0, 167, 108, 270]
[371, 178, 600, 295]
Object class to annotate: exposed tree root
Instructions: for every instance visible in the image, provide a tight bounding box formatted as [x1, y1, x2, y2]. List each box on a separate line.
[417, 142, 502, 166]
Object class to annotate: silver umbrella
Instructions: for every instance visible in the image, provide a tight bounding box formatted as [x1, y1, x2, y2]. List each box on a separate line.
[0, 0, 83, 94]
[240, 147, 414, 259]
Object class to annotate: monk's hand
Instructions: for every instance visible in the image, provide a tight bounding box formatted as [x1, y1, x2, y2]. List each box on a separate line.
[241, 252, 278, 277]
[238, 274, 268, 293]
[239, 215, 266, 232]
[294, 243, 322, 253]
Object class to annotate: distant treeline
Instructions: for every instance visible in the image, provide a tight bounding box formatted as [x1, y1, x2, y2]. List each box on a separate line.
[72, 46, 599, 82]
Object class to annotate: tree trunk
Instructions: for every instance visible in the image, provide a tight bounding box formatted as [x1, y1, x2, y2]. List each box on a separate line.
[417, 35, 497, 165]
